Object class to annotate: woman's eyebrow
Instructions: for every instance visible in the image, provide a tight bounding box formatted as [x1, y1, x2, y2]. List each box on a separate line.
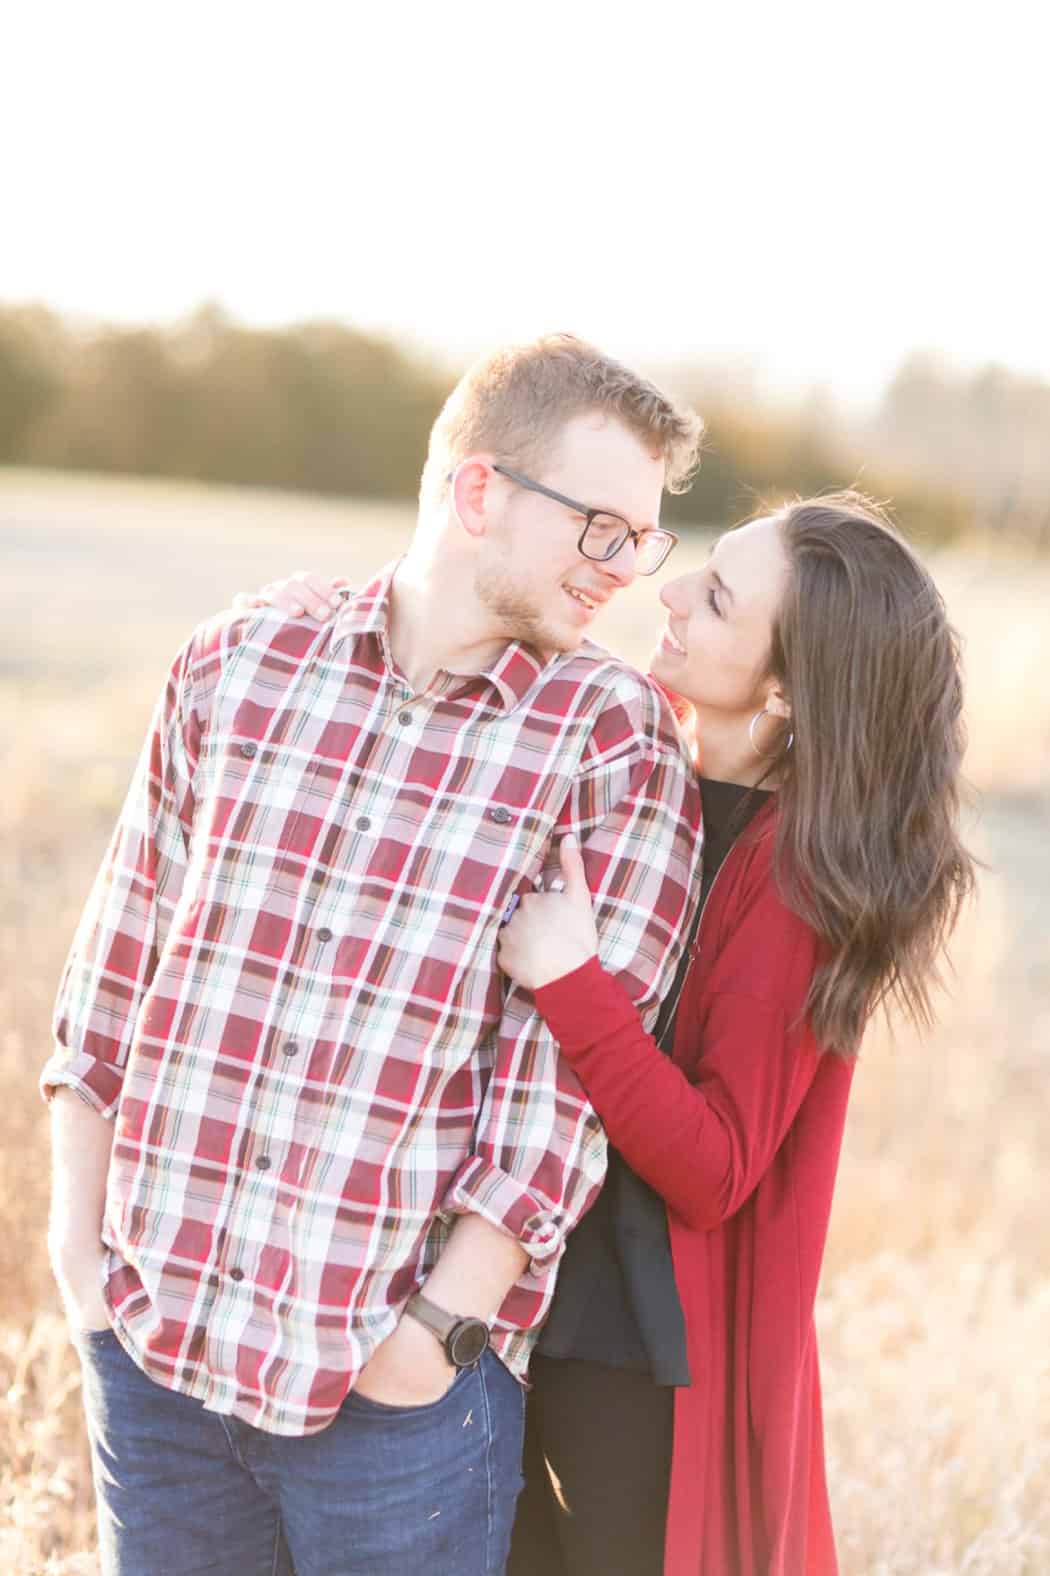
[711, 569, 734, 605]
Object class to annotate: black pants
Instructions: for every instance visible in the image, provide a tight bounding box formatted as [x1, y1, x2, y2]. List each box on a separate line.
[507, 1356, 675, 1576]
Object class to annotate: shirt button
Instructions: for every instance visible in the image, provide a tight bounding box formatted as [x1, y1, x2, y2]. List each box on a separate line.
[398, 710, 414, 726]
[240, 742, 258, 759]
[355, 816, 372, 832]
[256, 1155, 272, 1170]
[282, 1040, 300, 1057]
[490, 806, 513, 824]
[229, 1267, 245, 1282]
[317, 928, 333, 943]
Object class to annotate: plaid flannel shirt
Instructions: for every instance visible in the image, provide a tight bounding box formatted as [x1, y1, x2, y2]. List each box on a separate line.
[44, 562, 702, 1434]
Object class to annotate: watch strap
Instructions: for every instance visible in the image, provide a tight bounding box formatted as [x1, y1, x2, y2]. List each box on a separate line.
[404, 1291, 458, 1344]
[404, 1292, 489, 1368]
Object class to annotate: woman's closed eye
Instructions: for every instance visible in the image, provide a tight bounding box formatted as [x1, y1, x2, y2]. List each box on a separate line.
[706, 585, 723, 618]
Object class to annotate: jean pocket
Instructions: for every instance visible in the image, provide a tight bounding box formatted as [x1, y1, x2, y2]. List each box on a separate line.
[81, 1324, 117, 1342]
[72, 1330, 121, 1367]
[345, 1364, 474, 1420]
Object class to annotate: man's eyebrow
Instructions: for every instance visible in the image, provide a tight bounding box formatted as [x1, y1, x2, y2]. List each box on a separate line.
[592, 498, 656, 532]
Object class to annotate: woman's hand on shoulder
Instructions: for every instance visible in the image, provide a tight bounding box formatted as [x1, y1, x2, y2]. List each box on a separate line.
[231, 570, 350, 619]
[497, 836, 599, 992]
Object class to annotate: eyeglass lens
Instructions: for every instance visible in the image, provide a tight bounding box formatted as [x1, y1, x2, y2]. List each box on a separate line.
[581, 516, 671, 574]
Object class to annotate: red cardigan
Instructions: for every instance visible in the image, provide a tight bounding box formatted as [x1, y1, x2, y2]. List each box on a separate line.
[534, 800, 854, 1576]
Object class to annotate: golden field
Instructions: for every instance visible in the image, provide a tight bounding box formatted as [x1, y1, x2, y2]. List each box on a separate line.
[2, 471, 1048, 1574]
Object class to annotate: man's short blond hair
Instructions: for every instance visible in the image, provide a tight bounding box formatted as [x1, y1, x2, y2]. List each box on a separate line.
[420, 333, 702, 507]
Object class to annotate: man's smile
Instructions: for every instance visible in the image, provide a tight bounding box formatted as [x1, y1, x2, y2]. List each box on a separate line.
[563, 584, 607, 615]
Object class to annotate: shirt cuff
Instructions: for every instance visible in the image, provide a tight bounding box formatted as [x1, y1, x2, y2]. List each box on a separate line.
[534, 955, 641, 1058]
[440, 1155, 566, 1268]
[39, 1047, 123, 1118]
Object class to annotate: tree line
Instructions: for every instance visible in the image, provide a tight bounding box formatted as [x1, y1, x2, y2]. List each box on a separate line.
[2, 302, 1029, 546]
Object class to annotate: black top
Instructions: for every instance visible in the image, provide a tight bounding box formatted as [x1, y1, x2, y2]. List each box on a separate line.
[535, 777, 773, 1384]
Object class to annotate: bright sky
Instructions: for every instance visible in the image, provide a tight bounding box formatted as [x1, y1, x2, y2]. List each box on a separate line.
[5, 1, 1046, 409]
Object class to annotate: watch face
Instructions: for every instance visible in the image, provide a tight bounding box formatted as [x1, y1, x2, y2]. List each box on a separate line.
[448, 1318, 489, 1368]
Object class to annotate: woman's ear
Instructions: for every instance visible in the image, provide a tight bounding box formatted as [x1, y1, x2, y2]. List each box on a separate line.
[765, 683, 792, 723]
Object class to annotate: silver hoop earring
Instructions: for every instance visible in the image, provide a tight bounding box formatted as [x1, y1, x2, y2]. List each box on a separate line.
[748, 708, 794, 758]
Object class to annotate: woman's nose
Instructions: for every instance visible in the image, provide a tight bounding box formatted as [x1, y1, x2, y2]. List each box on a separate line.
[660, 575, 685, 612]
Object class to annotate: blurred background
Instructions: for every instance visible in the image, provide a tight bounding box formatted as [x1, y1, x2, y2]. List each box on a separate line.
[3, 4, 1048, 1572]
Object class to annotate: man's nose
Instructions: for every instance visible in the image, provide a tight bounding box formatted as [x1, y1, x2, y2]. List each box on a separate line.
[596, 537, 638, 588]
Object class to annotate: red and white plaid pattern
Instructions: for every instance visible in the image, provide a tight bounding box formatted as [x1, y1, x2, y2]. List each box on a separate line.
[44, 563, 702, 1434]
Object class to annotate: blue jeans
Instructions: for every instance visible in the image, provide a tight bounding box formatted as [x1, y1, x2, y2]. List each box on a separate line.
[75, 1327, 525, 1576]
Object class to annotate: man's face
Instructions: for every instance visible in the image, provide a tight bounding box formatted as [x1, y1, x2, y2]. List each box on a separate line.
[474, 413, 666, 653]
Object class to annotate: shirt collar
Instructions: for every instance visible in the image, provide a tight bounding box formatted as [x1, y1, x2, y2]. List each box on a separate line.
[472, 642, 549, 712]
[330, 561, 397, 643]
[330, 560, 550, 715]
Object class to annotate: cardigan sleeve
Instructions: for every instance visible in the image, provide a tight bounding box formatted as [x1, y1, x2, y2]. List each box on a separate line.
[533, 888, 827, 1231]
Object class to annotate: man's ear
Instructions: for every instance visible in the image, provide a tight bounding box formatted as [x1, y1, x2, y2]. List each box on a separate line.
[449, 459, 496, 541]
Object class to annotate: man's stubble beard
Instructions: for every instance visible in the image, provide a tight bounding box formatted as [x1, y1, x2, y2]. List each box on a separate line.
[473, 548, 577, 655]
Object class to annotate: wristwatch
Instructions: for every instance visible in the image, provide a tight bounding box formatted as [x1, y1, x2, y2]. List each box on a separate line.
[404, 1292, 490, 1369]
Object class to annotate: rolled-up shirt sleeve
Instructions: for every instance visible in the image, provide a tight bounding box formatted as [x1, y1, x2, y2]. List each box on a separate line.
[42, 638, 201, 1116]
[441, 672, 702, 1274]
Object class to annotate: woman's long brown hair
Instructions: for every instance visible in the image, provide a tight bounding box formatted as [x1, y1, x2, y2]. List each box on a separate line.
[762, 492, 976, 1056]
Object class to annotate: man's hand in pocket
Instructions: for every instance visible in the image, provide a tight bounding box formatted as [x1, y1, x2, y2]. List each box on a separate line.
[354, 1313, 457, 1407]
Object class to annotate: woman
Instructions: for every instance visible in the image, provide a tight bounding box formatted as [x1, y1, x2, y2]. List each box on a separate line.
[242, 492, 973, 1575]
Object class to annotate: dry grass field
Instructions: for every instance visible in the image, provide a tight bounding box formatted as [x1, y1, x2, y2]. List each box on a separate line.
[2, 470, 1048, 1574]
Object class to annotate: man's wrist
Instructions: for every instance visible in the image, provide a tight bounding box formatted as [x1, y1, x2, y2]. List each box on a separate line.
[387, 1308, 456, 1375]
[50, 1238, 108, 1310]
[404, 1291, 490, 1368]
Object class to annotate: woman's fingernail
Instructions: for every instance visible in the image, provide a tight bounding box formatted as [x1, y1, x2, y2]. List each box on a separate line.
[563, 834, 578, 851]
[290, 603, 304, 616]
[549, 879, 565, 893]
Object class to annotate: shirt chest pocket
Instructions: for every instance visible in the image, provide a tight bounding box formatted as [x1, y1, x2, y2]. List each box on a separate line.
[198, 738, 321, 853]
[391, 793, 559, 923]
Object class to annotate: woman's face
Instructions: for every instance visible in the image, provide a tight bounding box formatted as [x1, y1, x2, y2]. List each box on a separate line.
[649, 515, 791, 721]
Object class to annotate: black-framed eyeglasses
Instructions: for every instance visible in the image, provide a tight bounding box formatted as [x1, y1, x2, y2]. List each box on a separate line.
[491, 464, 678, 576]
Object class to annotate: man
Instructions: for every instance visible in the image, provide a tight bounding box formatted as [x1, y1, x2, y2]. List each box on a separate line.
[43, 333, 703, 1575]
